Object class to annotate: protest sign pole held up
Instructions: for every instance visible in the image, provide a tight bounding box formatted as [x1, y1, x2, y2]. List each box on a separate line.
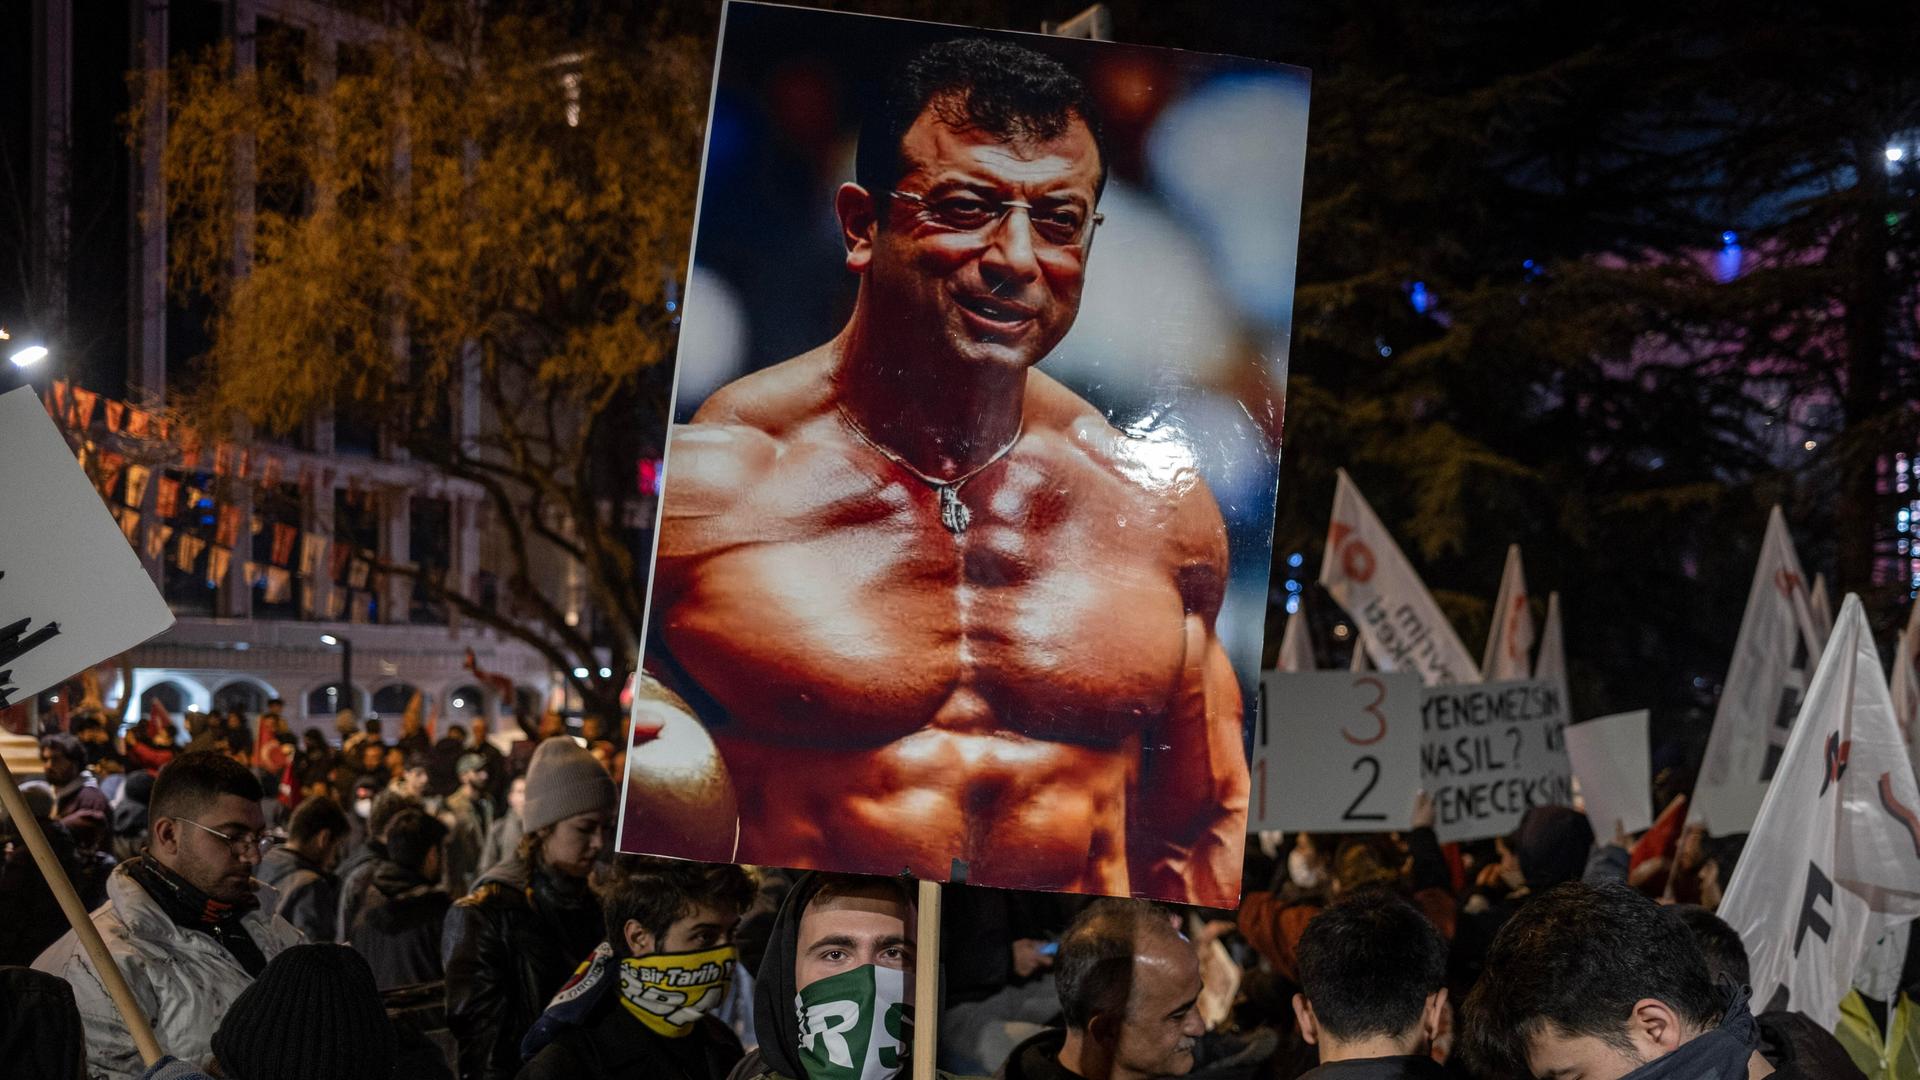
[914, 879, 942, 1080]
[0, 752, 164, 1066]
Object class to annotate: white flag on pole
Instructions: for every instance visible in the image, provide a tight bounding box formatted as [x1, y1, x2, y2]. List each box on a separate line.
[1319, 469, 1477, 686]
[1534, 591, 1566, 682]
[1482, 544, 1536, 682]
[1717, 594, 1920, 1028]
[1276, 609, 1315, 672]
[1692, 507, 1825, 836]
[1810, 572, 1835, 651]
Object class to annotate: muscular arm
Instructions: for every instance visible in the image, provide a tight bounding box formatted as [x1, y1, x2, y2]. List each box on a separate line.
[1128, 488, 1249, 908]
[620, 676, 740, 863]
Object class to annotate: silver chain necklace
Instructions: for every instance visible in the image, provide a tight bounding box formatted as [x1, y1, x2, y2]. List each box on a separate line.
[836, 405, 1023, 536]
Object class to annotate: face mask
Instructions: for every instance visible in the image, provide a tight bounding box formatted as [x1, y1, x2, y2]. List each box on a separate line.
[795, 964, 911, 1080]
[354, 798, 373, 820]
[617, 945, 736, 1038]
[1288, 848, 1327, 891]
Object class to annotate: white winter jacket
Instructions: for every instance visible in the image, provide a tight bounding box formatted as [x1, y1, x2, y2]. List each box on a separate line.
[33, 862, 302, 1080]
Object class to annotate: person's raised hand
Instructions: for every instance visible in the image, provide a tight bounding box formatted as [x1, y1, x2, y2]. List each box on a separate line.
[1012, 938, 1055, 979]
[1410, 789, 1435, 831]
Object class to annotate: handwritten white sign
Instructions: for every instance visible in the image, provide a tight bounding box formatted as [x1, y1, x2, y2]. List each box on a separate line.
[1420, 677, 1572, 842]
[0, 387, 174, 707]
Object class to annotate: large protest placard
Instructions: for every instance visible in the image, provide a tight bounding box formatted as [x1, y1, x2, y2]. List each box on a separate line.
[1251, 672, 1422, 833]
[1564, 710, 1652, 837]
[0, 387, 174, 708]
[1693, 507, 1824, 836]
[618, 2, 1308, 906]
[1420, 677, 1573, 842]
[1320, 470, 1477, 686]
[1719, 595, 1920, 1027]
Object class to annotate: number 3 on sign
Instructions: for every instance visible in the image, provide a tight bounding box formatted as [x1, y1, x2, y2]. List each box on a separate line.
[1344, 676, 1388, 745]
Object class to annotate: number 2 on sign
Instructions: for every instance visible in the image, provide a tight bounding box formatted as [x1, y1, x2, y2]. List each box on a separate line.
[1344, 676, 1388, 745]
[1343, 756, 1387, 822]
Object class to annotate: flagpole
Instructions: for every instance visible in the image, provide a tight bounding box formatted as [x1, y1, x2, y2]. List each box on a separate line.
[914, 878, 942, 1080]
[0, 753, 165, 1066]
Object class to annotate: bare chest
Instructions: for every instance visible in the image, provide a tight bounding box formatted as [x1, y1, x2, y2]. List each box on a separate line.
[656, 444, 1192, 746]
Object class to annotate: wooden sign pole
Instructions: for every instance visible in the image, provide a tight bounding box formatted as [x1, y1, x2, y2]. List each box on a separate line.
[914, 878, 942, 1080]
[0, 753, 165, 1066]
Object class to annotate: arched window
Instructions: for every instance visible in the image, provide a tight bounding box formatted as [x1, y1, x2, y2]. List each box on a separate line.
[372, 683, 419, 717]
[213, 681, 270, 716]
[445, 685, 485, 724]
[306, 682, 364, 717]
[141, 682, 189, 716]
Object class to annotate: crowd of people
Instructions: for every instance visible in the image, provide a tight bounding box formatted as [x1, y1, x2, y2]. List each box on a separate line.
[0, 705, 1906, 1080]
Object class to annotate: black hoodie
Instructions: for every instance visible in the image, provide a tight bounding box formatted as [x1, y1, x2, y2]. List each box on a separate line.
[725, 872, 969, 1080]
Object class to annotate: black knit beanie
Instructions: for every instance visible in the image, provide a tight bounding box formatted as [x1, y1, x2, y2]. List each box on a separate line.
[211, 945, 397, 1080]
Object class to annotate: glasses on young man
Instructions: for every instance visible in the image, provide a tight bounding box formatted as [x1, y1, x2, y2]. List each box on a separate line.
[889, 189, 1104, 252]
[174, 817, 272, 857]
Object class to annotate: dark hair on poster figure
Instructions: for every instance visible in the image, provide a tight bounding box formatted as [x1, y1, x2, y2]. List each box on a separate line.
[1461, 883, 1723, 1077]
[1296, 885, 1446, 1042]
[150, 751, 264, 823]
[854, 36, 1111, 202]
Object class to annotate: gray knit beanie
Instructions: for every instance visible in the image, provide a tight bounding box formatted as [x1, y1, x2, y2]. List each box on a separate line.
[521, 736, 616, 834]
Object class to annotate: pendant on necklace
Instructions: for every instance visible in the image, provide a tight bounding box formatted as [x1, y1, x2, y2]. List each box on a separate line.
[938, 485, 972, 536]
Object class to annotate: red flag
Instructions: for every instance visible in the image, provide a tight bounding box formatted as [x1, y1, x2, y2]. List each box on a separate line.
[277, 755, 300, 810]
[271, 523, 298, 567]
[213, 443, 237, 477]
[105, 400, 127, 432]
[216, 505, 242, 549]
[50, 379, 69, 419]
[156, 477, 181, 518]
[258, 453, 282, 488]
[127, 409, 152, 438]
[99, 452, 127, 498]
[177, 426, 203, 467]
[71, 387, 99, 428]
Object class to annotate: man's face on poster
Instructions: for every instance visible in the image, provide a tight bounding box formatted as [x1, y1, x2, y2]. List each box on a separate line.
[857, 104, 1102, 372]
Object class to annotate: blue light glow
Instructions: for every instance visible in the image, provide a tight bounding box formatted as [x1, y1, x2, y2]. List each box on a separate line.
[1721, 230, 1738, 247]
[1285, 595, 1300, 614]
[1285, 579, 1302, 593]
[1409, 281, 1431, 315]
[1287, 552, 1303, 568]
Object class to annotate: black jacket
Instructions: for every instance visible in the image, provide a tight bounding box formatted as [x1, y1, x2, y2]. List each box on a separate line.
[442, 856, 603, 1080]
[994, 1029, 1078, 1080]
[0, 966, 86, 1080]
[256, 844, 339, 944]
[516, 998, 742, 1080]
[1296, 1057, 1451, 1080]
[351, 858, 453, 990]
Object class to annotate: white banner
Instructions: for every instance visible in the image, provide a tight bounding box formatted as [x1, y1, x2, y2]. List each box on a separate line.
[1420, 677, 1573, 843]
[1718, 594, 1920, 1028]
[1810, 572, 1834, 652]
[1534, 591, 1565, 682]
[1319, 469, 1477, 686]
[1252, 672, 1422, 832]
[1482, 544, 1535, 681]
[1692, 507, 1825, 836]
[1276, 609, 1315, 673]
[0, 388, 174, 708]
[1565, 710, 1652, 837]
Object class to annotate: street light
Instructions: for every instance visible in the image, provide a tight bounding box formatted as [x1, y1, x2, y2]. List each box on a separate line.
[321, 633, 353, 716]
[9, 344, 49, 369]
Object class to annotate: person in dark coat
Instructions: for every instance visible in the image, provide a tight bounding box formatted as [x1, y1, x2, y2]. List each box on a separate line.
[336, 788, 421, 942]
[41, 733, 111, 847]
[1673, 905, 1866, 1079]
[0, 788, 90, 964]
[1288, 888, 1450, 1080]
[442, 737, 615, 1080]
[350, 807, 453, 990]
[1462, 883, 1813, 1080]
[255, 796, 350, 944]
[0, 966, 87, 1080]
[517, 856, 757, 1080]
[994, 898, 1204, 1080]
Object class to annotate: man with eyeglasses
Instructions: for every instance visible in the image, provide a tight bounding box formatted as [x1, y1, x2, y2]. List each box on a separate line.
[35, 751, 302, 1080]
[629, 36, 1245, 907]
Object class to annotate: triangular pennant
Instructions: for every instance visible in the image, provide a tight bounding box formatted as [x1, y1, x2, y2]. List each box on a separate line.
[1481, 544, 1536, 681]
[1693, 507, 1826, 836]
[1318, 469, 1477, 685]
[175, 534, 207, 573]
[156, 476, 181, 518]
[176, 426, 203, 467]
[206, 545, 232, 588]
[349, 556, 372, 591]
[251, 512, 265, 536]
[146, 523, 174, 562]
[97, 452, 127, 500]
[300, 532, 329, 578]
[126, 408, 152, 438]
[125, 465, 153, 508]
[258, 452, 282, 489]
[118, 508, 141, 543]
[71, 387, 99, 428]
[265, 567, 293, 604]
[215, 505, 242, 549]
[329, 542, 352, 582]
[105, 400, 127, 433]
[271, 524, 298, 567]
[50, 379, 69, 418]
[1719, 595, 1920, 1027]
